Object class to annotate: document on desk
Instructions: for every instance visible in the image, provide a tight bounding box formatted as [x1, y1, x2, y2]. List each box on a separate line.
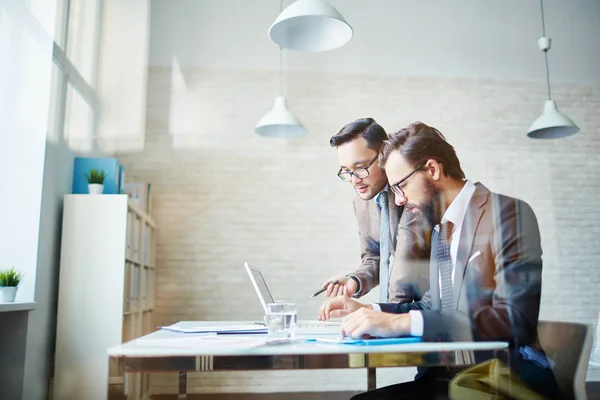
[159, 324, 268, 334]
[135, 335, 301, 350]
[309, 337, 422, 346]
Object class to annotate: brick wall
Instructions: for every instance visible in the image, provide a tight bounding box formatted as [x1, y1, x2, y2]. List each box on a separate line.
[117, 67, 600, 393]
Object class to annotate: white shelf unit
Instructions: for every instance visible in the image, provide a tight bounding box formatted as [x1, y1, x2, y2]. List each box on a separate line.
[53, 194, 157, 400]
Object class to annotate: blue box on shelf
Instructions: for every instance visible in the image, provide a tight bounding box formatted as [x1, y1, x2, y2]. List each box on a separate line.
[72, 157, 125, 195]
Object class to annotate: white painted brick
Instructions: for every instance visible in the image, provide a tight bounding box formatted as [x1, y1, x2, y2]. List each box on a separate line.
[117, 67, 600, 394]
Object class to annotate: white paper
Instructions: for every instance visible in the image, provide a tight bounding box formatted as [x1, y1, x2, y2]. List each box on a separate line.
[159, 324, 268, 334]
[134, 335, 300, 350]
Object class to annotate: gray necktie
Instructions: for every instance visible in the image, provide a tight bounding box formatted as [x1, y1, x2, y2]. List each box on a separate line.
[438, 221, 454, 310]
[378, 193, 390, 302]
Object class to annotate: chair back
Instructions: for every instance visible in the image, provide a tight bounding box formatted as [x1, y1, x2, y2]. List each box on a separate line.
[537, 320, 594, 400]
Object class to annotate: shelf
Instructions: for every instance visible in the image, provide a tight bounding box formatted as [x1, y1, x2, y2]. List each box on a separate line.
[127, 200, 156, 229]
[0, 301, 37, 312]
[55, 194, 157, 400]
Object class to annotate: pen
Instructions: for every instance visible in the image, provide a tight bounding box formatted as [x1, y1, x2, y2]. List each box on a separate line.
[310, 280, 339, 298]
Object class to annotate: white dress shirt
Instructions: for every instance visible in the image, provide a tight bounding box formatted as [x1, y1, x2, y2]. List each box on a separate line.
[372, 180, 477, 338]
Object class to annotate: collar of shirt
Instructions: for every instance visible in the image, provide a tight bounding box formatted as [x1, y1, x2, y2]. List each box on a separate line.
[440, 179, 477, 232]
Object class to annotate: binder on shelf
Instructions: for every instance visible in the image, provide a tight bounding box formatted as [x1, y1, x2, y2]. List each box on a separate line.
[124, 182, 152, 214]
[123, 263, 131, 312]
[142, 225, 151, 264]
[130, 215, 141, 261]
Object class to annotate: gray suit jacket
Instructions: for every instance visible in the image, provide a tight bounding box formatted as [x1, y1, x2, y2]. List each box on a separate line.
[351, 190, 431, 304]
[381, 183, 542, 342]
[378, 183, 560, 397]
[381, 183, 544, 360]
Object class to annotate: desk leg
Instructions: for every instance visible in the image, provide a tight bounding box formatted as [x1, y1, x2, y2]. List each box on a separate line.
[108, 357, 126, 400]
[367, 368, 377, 391]
[178, 371, 187, 400]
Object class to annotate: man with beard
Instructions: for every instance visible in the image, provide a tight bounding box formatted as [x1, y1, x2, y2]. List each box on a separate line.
[321, 117, 431, 304]
[318, 122, 557, 399]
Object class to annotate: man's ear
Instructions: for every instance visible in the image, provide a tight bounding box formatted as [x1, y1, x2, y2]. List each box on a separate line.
[425, 159, 443, 181]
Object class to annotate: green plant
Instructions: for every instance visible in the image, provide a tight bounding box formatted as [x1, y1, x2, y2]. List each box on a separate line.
[85, 169, 106, 184]
[0, 267, 23, 287]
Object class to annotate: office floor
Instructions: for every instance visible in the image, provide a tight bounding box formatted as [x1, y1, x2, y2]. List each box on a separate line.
[152, 382, 600, 399]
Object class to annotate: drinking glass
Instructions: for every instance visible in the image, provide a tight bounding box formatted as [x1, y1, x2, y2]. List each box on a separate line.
[265, 302, 297, 337]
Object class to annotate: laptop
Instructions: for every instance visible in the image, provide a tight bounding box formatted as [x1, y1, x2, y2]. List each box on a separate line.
[244, 262, 341, 336]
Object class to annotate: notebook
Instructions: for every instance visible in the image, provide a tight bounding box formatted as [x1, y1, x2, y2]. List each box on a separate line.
[244, 262, 340, 335]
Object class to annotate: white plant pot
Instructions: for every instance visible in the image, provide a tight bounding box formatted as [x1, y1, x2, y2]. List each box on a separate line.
[2, 286, 17, 302]
[88, 183, 104, 195]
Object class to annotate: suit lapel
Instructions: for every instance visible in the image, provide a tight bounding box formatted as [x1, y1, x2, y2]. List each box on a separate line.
[453, 183, 490, 308]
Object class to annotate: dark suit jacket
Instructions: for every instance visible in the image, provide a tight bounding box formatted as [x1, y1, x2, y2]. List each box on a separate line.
[351, 190, 431, 304]
[379, 183, 557, 396]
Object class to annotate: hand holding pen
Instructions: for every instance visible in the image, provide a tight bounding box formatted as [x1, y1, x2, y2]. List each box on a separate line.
[310, 280, 339, 298]
[310, 276, 358, 298]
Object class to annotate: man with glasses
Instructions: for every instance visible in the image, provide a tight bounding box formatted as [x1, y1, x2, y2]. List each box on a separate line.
[318, 122, 555, 399]
[321, 117, 431, 304]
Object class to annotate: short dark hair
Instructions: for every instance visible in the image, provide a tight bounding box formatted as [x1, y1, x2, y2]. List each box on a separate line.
[380, 122, 465, 180]
[330, 117, 388, 151]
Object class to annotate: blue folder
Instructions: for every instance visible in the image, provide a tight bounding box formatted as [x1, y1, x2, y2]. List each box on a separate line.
[308, 337, 422, 346]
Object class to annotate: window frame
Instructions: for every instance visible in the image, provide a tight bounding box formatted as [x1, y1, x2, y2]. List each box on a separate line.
[49, 0, 102, 144]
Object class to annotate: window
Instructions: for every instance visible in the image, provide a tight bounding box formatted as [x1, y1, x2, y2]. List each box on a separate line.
[46, 61, 64, 142]
[64, 83, 94, 151]
[46, 0, 101, 146]
[65, 0, 100, 84]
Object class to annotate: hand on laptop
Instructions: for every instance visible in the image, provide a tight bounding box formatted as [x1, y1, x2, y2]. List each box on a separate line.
[321, 276, 357, 298]
[318, 296, 371, 321]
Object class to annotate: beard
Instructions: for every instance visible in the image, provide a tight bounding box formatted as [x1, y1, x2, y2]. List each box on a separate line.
[419, 179, 442, 229]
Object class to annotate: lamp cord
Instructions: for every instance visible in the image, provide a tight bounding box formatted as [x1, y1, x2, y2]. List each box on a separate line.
[280, 47, 284, 97]
[279, 0, 284, 97]
[540, 0, 552, 100]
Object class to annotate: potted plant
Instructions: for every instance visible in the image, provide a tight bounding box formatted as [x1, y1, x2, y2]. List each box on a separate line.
[86, 169, 106, 194]
[0, 267, 23, 303]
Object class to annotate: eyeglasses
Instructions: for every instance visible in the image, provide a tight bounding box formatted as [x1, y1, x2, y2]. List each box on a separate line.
[337, 155, 379, 182]
[390, 164, 425, 197]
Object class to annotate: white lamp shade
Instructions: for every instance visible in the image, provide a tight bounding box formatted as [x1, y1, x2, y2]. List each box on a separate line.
[268, 0, 353, 52]
[255, 96, 306, 138]
[527, 100, 579, 139]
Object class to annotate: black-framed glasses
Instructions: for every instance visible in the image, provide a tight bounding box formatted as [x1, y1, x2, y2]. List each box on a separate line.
[390, 164, 425, 197]
[337, 154, 379, 182]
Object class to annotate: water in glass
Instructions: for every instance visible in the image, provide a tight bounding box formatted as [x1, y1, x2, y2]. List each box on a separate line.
[266, 302, 297, 337]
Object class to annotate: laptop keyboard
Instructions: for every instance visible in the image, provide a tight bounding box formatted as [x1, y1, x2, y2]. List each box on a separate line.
[297, 322, 331, 329]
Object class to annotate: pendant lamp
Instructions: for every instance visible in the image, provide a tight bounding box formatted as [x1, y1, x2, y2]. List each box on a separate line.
[268, 0, 353, 52]
[255, 2, 306, 139]
[527, 0, 579, 139]
[254, 93, 306, 138]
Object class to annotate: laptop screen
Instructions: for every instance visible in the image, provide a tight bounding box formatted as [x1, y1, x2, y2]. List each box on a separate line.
[244, 262, 275, 314]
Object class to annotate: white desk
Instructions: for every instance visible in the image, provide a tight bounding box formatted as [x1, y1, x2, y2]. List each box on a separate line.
[107, 321, 509, 399]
